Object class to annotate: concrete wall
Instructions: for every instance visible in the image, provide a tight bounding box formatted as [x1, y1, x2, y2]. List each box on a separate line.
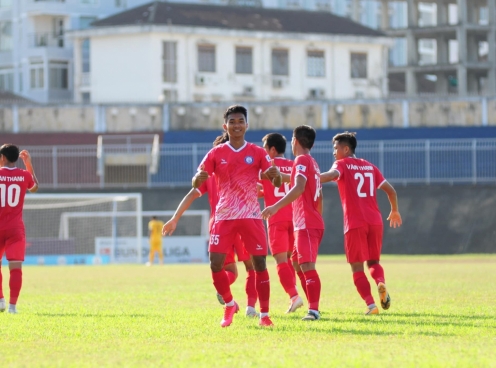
[44, 184, 496, 254]
[1, 96, 496, 133]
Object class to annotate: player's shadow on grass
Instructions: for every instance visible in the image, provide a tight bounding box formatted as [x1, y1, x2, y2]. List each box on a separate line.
[34, 312, 150, 318]
[390, 312, 496, 320]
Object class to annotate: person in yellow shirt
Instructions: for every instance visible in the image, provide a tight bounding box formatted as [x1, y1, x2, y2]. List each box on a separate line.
[147, 216, 164, 265]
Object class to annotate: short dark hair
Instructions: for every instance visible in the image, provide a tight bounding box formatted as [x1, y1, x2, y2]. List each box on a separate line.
[262, 133, 286, 154]
[293, 125, 316, 150]
[223, 105, 247, 121]
[333, 131, 357, 153]
[0, 144, 19, 163]
[213, 132, 229, 147]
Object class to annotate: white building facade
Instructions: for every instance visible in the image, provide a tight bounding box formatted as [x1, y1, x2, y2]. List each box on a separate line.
[0, 0, 150, 103]
[71, 2, 391, 104]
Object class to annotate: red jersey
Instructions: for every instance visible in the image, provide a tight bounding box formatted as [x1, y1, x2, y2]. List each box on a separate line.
[291, 154, 324, 231]
[199, 141, 272, 221]
[196, 175, 217, 226]
[0, 167, 35, 231]
[331, 157, 386, 233]
[260, 156, 293, 226]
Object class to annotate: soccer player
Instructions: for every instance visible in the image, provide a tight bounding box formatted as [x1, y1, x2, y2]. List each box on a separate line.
[162, 132, 259, 317]
[0, 144, 39, 314]
[147, 216, 164, 265]
[320, 132, 402, 315]
[259, 133, 304, 313]
[261, 126, 324, 321]
[192, 105, 281, 327]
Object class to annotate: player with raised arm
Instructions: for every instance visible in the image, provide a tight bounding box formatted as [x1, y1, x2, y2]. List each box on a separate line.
[147, 216, 164, 265]
[0, 144, 39, 314]
[192, 105, 281, 328]
[162, 133, 259, 317]
[259, 133, 304, 313]
[262, 126, 324, 321]
[320, 132, 402, 315]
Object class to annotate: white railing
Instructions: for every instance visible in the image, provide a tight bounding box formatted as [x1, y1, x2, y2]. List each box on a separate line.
[18, 138, 496, 189]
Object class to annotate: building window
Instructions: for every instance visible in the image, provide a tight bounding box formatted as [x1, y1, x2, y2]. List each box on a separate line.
[82, 39, 90, 73]
[30, 63, 44, 90]
[198, 45, 216, 72]
[49, 61, 68, 90]
[272, 49, 289, 76]
[79, 16, 96, 29]
[163, 41, 177, 83]
[0, 21, 12, 51]
[350, 52, 367, 79]
[307, 50, 325, 77]
[235, 47, 252, 74]
[115, 0, 126, 6]
[82, 92, 91, 103]
[0, 68, 13, 91]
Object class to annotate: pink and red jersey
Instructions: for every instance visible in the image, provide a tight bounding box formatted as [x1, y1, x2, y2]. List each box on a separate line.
[291, 154, 324, 231]
[260, 156, 293, 226]
[331, 157, 387, 233]
[196, 175, 218, 229]
[0, 167, 35, 231]
[199, 141, 272, 221]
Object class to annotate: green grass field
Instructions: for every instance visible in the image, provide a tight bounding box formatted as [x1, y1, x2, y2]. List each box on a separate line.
[1, 255, 495, 367]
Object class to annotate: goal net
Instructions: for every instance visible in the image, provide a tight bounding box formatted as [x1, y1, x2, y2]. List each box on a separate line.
[20, 193, 209, 265]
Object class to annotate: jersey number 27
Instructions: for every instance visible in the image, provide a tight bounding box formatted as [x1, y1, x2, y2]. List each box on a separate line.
[355, 173, 374, 198]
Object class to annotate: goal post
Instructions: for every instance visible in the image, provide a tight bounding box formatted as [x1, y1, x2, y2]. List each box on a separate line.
[20, 193, 209, 265]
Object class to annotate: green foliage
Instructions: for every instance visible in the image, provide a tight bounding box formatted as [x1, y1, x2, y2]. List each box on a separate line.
[1, 255, 495, 367]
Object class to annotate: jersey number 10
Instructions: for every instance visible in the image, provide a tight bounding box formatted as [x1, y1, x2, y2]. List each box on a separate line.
[0, 183, 21, 207]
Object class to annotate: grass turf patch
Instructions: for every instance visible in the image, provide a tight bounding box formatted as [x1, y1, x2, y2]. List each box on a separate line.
[1, 255, 495, 367]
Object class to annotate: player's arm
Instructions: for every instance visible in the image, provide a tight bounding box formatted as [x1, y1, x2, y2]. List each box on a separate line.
[317, 189, 323, 215]
[257, 183, 264, 198]
[192, 165, 209, 189]
[320, 169, 339, 183]
[261, 175, 305, 220]
[261, 159, 282, 188]
[162, 189, 201, 235]
[20, 150, 39, 193]
[379, 181, 402, 228]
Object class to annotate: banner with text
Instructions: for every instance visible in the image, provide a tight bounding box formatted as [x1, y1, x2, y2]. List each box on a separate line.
[95, 236, 209, 264]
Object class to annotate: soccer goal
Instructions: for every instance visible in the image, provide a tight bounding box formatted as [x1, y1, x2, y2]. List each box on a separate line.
[22, 193, 209, 265]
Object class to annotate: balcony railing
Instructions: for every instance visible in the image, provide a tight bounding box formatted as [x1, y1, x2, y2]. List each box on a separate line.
[17, 138, 496, 189]
[29, 33, 65, 48]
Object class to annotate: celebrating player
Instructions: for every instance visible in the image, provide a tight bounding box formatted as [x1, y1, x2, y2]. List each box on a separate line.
[320, 132, 402, 315]
[261, 126, 324, 321]
[192, 105, 281, 328]
[259, 133, 304, 313]
[147, 216, 164, 265]
[162, 132, 259, 317]
[0, 144, 39, 314]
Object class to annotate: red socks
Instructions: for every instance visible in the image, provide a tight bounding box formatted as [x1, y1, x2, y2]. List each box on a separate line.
[304, 270, 321, 311]
[353, 271, 374, 306]
[369, 264, 385, 285]
[276, 263, 298, 298]
[297, 271, 308, 299]
[225, 270, 237, 285]
[287, 259, 296, 285]
[245, 270, 257, 308]
[9, 269, 22, 305]
[0, 266, 3, 299]
[255, 269, 270, 314]
[212, 270, 233, 304]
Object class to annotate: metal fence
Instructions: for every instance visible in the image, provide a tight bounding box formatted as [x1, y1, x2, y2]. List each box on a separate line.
[22, 138, 496, 189]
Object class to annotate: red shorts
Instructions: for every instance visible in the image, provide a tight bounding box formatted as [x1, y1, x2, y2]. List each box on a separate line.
[0, 228, 26, 262]
[292, 228, 323, 264]
[344, 224, 383, 263]
[268, 221, 294, 256]
[210, 219, 267, 256]
[224, 234, 251, 265]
